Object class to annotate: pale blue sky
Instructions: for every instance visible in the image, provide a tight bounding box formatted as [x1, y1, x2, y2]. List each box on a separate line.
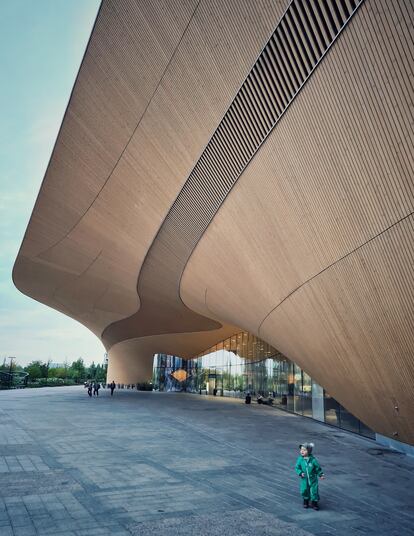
[0, 0, 103, 366]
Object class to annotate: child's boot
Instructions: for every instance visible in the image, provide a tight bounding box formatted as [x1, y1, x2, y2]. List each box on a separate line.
[311, 501, 319, 510]
[303, 499, 309, 509]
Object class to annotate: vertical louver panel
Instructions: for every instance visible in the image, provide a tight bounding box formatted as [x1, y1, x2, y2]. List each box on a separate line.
[148, 0, 364, 270]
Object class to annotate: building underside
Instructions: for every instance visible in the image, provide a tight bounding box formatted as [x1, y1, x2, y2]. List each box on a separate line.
[13, 0, 414, 445]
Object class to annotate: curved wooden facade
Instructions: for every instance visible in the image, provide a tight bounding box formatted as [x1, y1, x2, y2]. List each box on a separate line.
[14, 0, 414, 444]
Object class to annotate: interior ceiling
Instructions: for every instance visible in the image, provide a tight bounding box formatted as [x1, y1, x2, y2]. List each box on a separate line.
[14, 0, 414, 444]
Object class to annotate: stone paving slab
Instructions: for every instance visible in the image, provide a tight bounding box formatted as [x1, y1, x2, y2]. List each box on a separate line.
[0, 387, 413, 535]
[128, 508, 314, 536]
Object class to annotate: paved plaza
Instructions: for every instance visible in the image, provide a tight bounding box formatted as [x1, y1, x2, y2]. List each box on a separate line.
[0, 387, 413, 536]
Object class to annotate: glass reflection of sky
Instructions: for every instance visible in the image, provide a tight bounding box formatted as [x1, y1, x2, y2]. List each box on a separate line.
[195, 331, 279, 367]
[200, 349, 245, 368]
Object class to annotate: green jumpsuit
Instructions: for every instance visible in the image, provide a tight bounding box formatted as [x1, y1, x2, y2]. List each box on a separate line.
[295, 455, 324, 501]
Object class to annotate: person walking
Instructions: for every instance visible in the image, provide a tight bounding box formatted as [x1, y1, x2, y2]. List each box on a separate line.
[110, 380, 116, 396]
[295, 442, 325, 510]
[87, 382, 92, 397]
[93, 381, 101, 396]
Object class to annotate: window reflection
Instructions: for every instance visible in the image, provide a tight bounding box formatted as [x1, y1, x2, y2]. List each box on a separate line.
[152, 331, 374, 440]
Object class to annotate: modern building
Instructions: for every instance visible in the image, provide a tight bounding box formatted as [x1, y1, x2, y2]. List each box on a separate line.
[152, 332, 375, 441]
[13, 0, 414, 448]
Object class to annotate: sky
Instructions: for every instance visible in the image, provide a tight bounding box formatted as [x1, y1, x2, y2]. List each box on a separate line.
[0, 0, 103, 367]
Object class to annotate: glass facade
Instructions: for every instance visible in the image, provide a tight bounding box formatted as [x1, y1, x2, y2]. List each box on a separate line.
[152, 331, 374, 440]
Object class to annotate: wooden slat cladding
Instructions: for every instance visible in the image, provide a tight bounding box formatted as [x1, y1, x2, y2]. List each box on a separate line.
[23, 0, 200, 258]
[103, 0, 364, 347]
[181, 0, 414, 443]
[14, 0, 289, 339]
[260, 216, 414, 442]
[14, 0, 414, 444]
[156, 0, 364, 259]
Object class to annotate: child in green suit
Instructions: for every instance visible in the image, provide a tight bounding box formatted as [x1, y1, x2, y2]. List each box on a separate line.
[295, 442, 325, 510]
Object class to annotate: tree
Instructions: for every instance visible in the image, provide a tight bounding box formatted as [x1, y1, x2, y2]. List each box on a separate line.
[87, 361, 96, 379]
[49, 367, 67, 379]
[95, 364, 105, 382]
[40, 360, 50, 380]
[25, 361, 43, 380]
[69, 358, 85, 383]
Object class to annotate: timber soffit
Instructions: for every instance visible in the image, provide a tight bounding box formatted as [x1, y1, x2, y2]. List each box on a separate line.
[102, 0, 365, 349]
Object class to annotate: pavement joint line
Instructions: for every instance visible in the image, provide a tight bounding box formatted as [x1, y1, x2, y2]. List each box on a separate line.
[0, 387, 413, 536]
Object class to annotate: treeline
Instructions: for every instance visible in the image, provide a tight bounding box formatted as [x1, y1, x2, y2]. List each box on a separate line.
[0, 358, 106, 386]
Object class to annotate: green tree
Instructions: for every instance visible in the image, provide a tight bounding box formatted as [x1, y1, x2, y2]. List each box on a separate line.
[49, 367, 67, 379]
[87, 361, 96, 379]
[95, 364, 105, 382]
[25, 360, 43, 380]
[40, 360, 50, 379]
[69, 358, 85, 383]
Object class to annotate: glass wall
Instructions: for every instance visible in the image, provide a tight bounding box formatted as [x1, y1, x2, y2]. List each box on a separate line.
[152, 332, 374, 440]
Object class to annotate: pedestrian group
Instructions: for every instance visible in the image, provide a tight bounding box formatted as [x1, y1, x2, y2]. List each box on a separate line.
[85, 380, 116, 398]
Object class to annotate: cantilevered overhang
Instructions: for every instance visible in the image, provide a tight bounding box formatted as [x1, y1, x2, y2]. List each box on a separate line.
[14, 0, 290, 346]
[14, 0, 414, 444]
